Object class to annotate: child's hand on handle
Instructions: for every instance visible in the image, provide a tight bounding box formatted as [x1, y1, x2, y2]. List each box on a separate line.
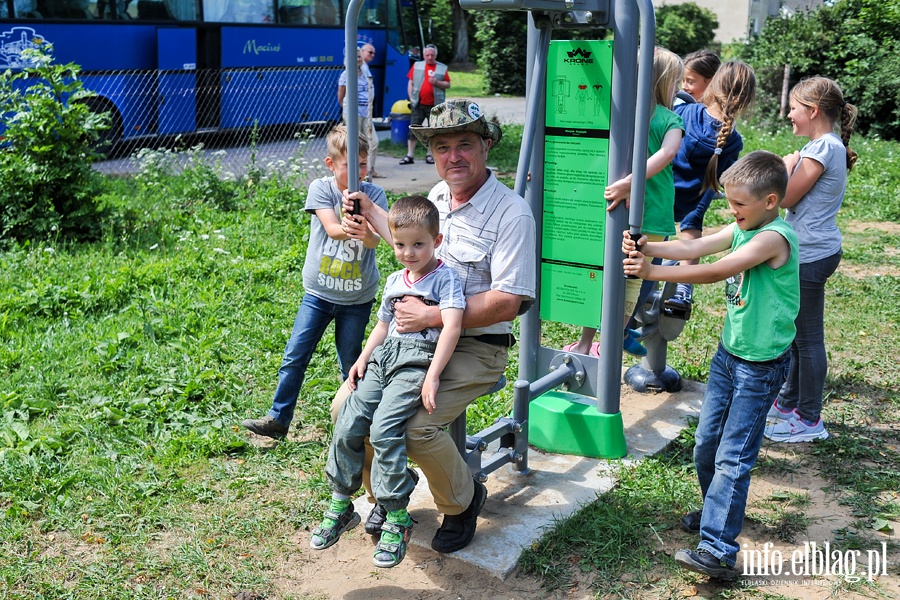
[341, 214, 368, 240]
[622, 229, 650, 278]
[342, 188, 373, 217]
[421, 373, 439, 414]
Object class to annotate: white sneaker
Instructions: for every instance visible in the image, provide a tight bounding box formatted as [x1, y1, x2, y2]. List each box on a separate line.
[766, 401, 794, 424]
[764, 414, 829, 443]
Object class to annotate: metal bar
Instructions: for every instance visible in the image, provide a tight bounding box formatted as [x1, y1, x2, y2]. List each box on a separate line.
[518, 22, 551, 386]
[596, 0, 643, 415]
[344, 0, 363, 192]
[626, 0, 656, 240]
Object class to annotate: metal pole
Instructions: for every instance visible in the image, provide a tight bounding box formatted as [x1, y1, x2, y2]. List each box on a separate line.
[626, 0, 656, 242]
[596, 0, 637, 414]
[344, 0, 364, 193]
[518, 22, 550, 385]
[597, 0, 654, 414]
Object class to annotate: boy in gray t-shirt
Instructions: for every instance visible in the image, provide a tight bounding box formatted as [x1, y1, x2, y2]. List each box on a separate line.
[241, 125, 387, 439]
[310, 196, 465, 569]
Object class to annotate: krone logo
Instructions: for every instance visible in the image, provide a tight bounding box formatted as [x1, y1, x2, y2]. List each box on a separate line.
[564, 47, 594, 64]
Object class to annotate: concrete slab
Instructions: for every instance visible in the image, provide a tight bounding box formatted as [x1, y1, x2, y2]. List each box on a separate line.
[356, 376, 705, 580]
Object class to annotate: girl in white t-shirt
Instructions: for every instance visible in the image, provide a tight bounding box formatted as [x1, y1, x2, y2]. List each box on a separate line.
[765, 77, 858, 443]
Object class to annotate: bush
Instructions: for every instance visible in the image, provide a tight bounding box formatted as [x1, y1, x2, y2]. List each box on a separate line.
[656, 3, 719, 57]
[0, 46, 108, 242]
[739, 0, 900, 139]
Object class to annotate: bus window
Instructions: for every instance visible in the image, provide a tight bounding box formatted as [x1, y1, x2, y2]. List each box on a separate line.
[357, 0, 383, 26]
[1, 0, 41, 17]
[311, 0, 338, 25]
[278, 0, 311, 24]
[43, 0, 93, 18]
[205, 0, 273, 22]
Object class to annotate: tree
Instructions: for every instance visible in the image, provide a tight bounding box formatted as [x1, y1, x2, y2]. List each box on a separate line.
[474, 11, 528, 95]
[451, 0, 471, 64]
[655, 3, 718, 57]
[739, 0, 900, 138]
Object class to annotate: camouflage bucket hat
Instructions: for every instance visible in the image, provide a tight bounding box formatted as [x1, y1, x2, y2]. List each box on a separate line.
[410, 99, 503, 147]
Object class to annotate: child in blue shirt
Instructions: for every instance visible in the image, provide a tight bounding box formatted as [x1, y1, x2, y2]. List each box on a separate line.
[668, 61, 756, 309]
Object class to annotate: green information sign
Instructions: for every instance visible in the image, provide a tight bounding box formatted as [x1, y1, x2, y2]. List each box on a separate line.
[540, 40, 613, 328]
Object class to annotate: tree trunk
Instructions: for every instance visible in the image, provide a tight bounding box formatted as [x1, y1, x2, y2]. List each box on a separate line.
[451, 0, 470, 64]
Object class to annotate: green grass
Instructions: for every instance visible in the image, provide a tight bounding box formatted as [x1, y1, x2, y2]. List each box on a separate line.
[1, 123, 899, 598]
[447, 67, 488, 98]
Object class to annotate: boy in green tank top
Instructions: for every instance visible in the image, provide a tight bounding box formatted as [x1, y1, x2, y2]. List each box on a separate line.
[622, 151, 799, 581]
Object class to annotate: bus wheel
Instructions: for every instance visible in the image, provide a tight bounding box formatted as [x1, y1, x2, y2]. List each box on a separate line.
[80, 98, 123, 156]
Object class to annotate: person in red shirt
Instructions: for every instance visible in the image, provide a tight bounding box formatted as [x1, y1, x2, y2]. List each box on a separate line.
[400, 44, 451, 166]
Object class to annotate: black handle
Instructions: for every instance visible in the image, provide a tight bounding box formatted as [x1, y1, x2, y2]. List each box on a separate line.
[625, 230, 642, 280]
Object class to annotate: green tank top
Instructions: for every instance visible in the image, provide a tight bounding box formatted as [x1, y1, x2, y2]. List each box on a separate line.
[721, 217, 799, 361]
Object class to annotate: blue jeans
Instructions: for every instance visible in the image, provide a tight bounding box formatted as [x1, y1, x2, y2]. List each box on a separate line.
[694, 343, 789, 565]
[268, 293, 374, 427]
[777, 250, 842, 423]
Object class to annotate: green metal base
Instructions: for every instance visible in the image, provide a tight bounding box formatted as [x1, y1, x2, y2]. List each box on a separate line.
[529, 391, 627, 458]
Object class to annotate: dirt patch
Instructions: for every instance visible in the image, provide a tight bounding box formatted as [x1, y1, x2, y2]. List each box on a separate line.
[844, 221, 900, 235]
[267, 436, 899, 600]
[838, 262, 900, 278]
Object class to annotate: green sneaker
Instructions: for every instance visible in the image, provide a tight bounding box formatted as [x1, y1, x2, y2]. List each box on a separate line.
[310, 499, 360, 550]
[373, 509, 414, 568]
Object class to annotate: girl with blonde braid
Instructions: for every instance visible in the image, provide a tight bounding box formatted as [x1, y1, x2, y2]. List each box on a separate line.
[765, 77, 858, 443]
[668, 61, 756, 309]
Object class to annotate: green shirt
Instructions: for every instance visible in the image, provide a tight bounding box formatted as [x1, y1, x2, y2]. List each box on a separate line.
[642, 105, 684, 237]
[721, 217, 799, 361]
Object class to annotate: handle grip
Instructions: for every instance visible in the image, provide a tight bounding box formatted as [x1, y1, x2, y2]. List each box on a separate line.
[625, 230, 642, 280]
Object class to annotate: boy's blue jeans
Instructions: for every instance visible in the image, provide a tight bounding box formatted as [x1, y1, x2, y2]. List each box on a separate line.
[695, 343, 790, 565]
[268, 293, 374, 428]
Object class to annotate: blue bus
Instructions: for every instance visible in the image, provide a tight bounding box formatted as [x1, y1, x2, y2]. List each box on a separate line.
[0, 0, 424, 147]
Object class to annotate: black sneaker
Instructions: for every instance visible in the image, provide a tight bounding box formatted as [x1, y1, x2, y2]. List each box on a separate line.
[431, 479, 487, 553]
[674, 548, 737, 581]
[365, 468, 420, 536]
[679, 510, 701, 534]
[241, 415, 288, 439]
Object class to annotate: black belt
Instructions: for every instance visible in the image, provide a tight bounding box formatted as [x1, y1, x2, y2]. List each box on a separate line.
[466, 334, 516, 347]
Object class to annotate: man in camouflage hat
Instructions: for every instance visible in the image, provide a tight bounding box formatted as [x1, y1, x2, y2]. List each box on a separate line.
[336, 98, 535, 553]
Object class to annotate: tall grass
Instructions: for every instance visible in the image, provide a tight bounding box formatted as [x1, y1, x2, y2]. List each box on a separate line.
[1, 124, 898, 598]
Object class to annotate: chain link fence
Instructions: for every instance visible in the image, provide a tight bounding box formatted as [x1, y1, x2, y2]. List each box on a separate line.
[91, 65, 349, 178]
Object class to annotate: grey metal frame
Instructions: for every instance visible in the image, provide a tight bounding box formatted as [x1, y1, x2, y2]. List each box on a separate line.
[343, 0, 656, 480]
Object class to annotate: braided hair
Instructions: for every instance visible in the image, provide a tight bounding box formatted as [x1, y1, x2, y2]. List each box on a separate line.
[790, 76, 859, 171]
[699, 61, 756, 194]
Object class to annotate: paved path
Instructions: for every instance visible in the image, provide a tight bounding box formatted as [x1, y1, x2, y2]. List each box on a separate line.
[93, 96, 528, 196]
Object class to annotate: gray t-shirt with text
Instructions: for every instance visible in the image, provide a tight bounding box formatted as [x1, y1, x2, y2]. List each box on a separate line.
[301, 176, 388, 305]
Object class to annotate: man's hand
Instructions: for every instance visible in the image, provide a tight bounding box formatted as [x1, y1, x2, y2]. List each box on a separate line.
[392, 295, 437, 334]
[421, 373, 439, 414]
